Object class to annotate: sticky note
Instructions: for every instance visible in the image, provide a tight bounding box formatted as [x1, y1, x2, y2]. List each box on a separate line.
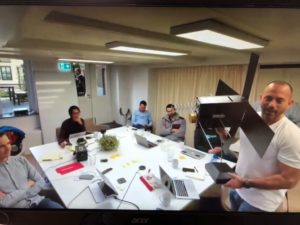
[110, 153, 120, 159]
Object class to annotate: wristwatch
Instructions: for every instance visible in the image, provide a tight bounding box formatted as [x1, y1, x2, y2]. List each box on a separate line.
[243, 178, 251, 189]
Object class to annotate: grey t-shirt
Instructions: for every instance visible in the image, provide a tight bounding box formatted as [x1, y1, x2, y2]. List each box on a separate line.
[0, 156, 45, 208]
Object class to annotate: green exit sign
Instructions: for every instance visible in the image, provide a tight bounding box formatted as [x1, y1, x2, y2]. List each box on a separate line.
[58, 61, 72, 72]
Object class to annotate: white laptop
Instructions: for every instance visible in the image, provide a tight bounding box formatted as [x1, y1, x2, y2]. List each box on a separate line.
[134, 133, 157, 148]
[159, 166, 199, 200]
[89, 169, 118, 203]
[69, 131, 86, 139]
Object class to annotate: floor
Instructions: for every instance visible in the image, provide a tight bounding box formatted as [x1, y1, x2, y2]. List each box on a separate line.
[0, 97, 30, 118]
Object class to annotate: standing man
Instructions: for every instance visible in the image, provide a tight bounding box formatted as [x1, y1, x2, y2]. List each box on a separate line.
[58, 105, 86, 148]
[0, 132, 63, 208]
[210, 81, 300, 212]
[131, 100, 153, 132]
[159, 104, 186, 142]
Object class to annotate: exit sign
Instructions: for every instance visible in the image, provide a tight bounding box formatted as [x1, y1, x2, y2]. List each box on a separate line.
[58, 61, 72, 72]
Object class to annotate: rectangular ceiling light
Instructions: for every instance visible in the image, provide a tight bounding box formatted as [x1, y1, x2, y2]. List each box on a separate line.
[106, 41, 188, 56]
[170, 19, 268, 50]
[58, 58, 114, 64]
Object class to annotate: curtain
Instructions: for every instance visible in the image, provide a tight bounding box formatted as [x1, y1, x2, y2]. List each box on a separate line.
[148, 64, 258, 147]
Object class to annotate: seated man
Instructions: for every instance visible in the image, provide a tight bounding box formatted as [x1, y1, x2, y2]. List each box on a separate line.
[131, 100, 153, 131]
[58, 105, 86, 148]
[159, 104, 186, 142]
[0, 132, 63, 208]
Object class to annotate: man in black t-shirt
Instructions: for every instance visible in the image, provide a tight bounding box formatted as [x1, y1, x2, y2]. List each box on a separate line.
[58, 105, 86, 148]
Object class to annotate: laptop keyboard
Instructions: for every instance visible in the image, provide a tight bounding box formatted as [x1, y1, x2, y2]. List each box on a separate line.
[174, 180, 188, 197]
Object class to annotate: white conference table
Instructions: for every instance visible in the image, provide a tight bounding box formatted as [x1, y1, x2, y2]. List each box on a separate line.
[30, 126, 233, 210]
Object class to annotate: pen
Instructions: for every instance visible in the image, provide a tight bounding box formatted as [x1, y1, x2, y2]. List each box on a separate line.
[194, 166, 198, 173]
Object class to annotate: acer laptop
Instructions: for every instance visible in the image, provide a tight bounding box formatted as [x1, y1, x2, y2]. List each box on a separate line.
[159, 166, 199, 200]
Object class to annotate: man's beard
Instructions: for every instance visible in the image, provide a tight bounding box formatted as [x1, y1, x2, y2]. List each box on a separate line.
[262, 107, 277, 116]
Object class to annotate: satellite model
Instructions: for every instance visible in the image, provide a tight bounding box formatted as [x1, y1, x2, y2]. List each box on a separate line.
[196, 53, 275, 183]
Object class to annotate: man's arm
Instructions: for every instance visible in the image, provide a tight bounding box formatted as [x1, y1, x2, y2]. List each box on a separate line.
[0, 190, 28, 208]
[23, 157, 45, 197]
[131, 111, 137, 125]
[224, 161, 300, 189]
[58, 121, 67, 146]
[172, 118, 186, 139]
[147, 112, 153, 127]
[159, 118, 171, 136]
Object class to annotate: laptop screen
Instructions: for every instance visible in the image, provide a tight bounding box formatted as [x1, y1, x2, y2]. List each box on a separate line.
[159, 166, 173, 193]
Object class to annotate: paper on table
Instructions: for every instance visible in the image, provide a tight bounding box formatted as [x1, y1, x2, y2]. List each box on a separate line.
[184, 169, 206, 181]
[41, 152, 63, 161]
[65, 145, 76, 152]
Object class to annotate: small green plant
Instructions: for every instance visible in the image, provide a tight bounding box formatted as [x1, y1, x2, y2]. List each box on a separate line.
[99, 135, 119, 151]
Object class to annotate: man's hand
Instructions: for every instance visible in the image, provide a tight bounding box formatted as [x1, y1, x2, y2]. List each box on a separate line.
[0, 191, 6, 198]
[74, 117, 83, 125]
[171, 128, 179, 133]
[59, 141, 66, 148]
[27, 180, 35, 188]
[208, 147, 222, 154]
[224, 173, 245, 189]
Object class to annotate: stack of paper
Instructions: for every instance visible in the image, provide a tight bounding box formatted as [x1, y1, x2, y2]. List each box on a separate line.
[41, 152, 63, 161]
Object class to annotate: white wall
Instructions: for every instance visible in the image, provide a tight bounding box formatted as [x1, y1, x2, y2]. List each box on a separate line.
[32, 59, 78, 143]
[255, 68, 300, 103]
[89, 64, 113, 124]
[109, 65, 149, 125]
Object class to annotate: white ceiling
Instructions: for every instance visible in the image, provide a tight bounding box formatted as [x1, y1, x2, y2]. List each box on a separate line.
[1, 6, 300, 66]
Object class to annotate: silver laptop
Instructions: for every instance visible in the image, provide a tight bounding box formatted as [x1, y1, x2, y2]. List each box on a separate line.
[180, 147, 206, 160]
[69, 131, 86, 139]
[159, 166, 199, 200]
[134, 133, 157, 148]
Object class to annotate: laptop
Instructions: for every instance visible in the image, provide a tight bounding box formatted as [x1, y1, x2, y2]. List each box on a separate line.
[134, 133, 157, 148]
[69, 131, 86, 139]
[89, 169, 118, 203]
[180, 147, 206, 160]
[159, 166, 199, 200]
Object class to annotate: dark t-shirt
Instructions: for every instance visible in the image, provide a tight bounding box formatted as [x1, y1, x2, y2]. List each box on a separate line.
[58, 118, 86, 144]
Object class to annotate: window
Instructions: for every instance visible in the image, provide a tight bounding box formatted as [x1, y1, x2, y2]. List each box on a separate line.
[0, 66, 12, 80]
[0, 59, 32, 118]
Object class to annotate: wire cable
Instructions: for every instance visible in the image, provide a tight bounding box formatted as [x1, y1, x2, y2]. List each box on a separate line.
[67, 178, 101, 208]
[116, 170, 139, 209]
[114, 196, 140, 210]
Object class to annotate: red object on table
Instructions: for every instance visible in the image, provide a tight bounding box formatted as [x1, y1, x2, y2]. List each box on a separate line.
[140, 176, 154, 191]
[56, 162, 84, 175]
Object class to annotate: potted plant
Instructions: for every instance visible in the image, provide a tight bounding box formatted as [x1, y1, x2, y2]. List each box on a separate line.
[99, 135, 119, 152]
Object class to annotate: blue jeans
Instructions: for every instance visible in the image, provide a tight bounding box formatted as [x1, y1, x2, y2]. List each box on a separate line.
[36, 198, 64, 209]
[229, 189, 265, 212]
